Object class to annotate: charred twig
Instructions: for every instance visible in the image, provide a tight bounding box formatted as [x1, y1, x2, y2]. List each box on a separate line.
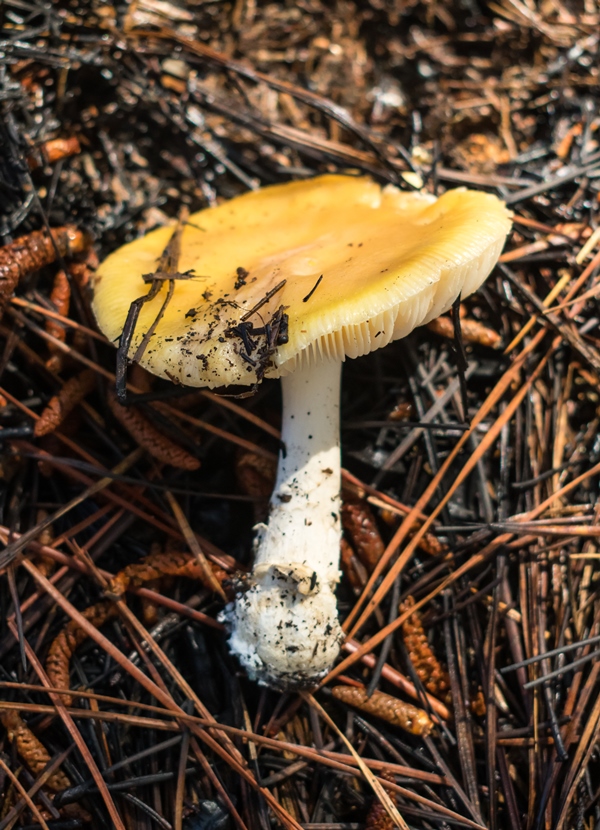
[240, 280, 287, 321]
[116, 209, 190, 403]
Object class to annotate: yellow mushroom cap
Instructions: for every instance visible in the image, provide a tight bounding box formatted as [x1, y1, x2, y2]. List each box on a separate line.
[93, 175, 512, 388]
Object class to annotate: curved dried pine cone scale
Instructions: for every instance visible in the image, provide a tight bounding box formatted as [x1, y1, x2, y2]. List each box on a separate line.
[0, 709, 72, 792]
[331, 686, 433, 736]
[0, 226, 88, 319]
[400, 596, 451, 704]
[107, 388, 201, 470]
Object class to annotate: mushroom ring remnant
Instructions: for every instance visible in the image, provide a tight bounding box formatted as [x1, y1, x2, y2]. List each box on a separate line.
[93, 175, 513, 689]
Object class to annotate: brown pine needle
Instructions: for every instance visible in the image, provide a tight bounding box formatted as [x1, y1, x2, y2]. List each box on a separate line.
[6, 616, 126, 830]
[304, 692, 411, 830]
[342, 329, 551, 641]
[165, 492, 228, 600]
[20, 559, 303, 830]
[0, 447, 145, 568]
[3, 16, 600, 829]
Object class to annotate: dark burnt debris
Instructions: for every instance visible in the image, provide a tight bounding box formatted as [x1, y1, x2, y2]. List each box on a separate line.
[302, 273, 324, 303]
[141, 268, 197, 283]
[226, 304, 289, 381]
[234, 266, 249, 290]
[117, 207, 191, 400]
[1, 0, 600, 829]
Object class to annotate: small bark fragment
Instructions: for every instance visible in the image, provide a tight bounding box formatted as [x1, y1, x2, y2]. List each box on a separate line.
[470, 689, 486, 716]
[400, 596, 451, 703]
[34, 369, 96, 437]
[406, 524, 446, 557]
[555, 122, 582, 160]
[27, 137, 81, 169]
[341, 498, 385, 573]
[331, 686, 433, 736]
[387, 401, 413, 421]
[427, 315, 501, 349]
[0, 710, 71, 791]
[46, 601, 117, 707]
[340, 536, 368, 592]
[107, 388, 201, 470]
[0, 226, 88, 318]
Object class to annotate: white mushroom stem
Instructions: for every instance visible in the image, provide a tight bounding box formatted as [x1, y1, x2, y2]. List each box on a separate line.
[224, 358, 344, 688]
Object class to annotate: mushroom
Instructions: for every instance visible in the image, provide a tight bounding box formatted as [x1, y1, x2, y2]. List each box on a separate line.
[93, 175, 512, 689]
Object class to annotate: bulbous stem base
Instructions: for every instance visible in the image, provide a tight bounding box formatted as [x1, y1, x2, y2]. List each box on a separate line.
[223, 358, 343, 688]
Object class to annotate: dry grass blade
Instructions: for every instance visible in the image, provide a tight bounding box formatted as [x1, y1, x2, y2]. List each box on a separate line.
[165, 491, 227, 599]
[304, 693, 411, 830]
